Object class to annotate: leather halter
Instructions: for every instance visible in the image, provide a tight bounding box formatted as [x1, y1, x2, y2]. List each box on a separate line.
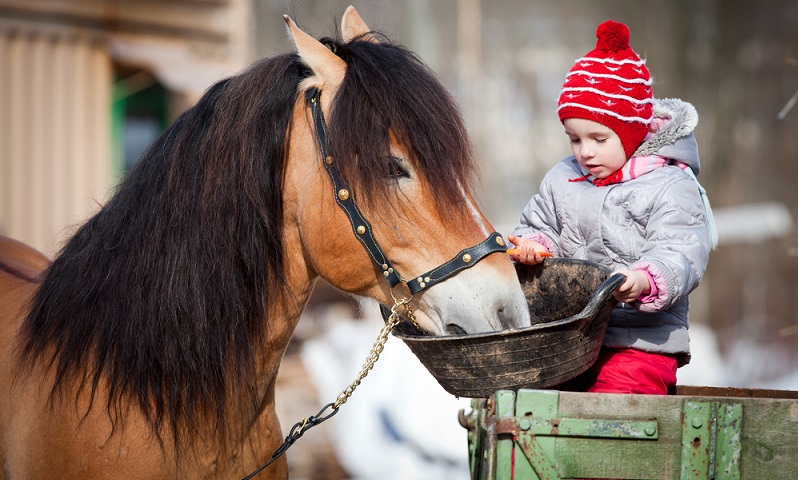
[306, 88, 507, 296]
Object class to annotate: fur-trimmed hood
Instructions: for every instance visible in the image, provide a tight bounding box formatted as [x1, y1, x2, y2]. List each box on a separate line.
[634, 98, 701, 175]
[635, 97, 717, 249]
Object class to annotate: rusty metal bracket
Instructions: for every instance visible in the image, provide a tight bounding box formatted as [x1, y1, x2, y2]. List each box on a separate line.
[681, 400, 743, 479]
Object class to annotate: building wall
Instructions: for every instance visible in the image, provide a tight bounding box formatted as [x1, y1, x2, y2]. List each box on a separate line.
[0, 23, 112, 256]
[0, 0, 251, 256]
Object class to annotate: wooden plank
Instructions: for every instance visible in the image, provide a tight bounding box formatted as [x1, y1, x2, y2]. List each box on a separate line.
[514, 390, 559, 480]
[549, 390, 798, 479]
[676, 385, 798, 400]
[471, 388, 798, 478]
[737, 398, 798, 478]
[553, 392, 683, 479]
[495, 390, 516, 480]
[715, 402, 742, 480]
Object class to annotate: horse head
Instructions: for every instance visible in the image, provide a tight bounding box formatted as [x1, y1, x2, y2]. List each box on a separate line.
[283, 8, 531, 335]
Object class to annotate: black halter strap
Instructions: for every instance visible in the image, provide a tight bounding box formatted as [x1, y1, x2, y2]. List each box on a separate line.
[306, 88, 507, 295]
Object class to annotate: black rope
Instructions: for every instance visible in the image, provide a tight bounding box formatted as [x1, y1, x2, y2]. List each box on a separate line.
[241, 402, 339, 479]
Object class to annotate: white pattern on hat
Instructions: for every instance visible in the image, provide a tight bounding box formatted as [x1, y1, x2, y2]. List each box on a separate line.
[565, 70, 653, 85]
[560, 87, 654, 106]
[557, 102, 652, 124]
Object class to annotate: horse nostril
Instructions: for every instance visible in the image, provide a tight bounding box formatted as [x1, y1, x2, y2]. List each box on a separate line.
[446, 323, 467, 335]
[497, 306, 508, 327]
[497, 304, 521, 329]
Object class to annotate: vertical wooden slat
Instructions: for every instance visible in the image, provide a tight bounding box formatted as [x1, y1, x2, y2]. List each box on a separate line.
[89, 40, 112, 207]
[49, 35, 68, 249]
[69, 36, 90, 233]
[8, 32, 26, 241]
[0, 31, 8, 233]
[30, 33, 46, 250]
[59, 35, 78, 249]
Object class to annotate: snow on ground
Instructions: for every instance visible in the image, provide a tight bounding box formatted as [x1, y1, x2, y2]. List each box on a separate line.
[676, 322, 727, 387]
[301, 307, 471, 480]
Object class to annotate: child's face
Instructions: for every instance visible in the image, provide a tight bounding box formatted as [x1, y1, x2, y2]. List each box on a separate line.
[563, 118, 627, 179]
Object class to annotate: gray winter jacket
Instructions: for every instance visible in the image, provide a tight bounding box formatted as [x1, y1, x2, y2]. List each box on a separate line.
[512, 99, 712, 366]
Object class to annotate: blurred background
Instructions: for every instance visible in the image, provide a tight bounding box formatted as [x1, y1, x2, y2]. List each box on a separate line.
[1, 0, 797, 478]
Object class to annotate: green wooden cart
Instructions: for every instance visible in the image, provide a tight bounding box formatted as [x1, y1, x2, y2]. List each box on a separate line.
[461, 386, 798, 479]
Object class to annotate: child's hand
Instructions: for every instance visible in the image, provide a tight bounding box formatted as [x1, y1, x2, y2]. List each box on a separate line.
[613, 269, 651, 303]
[507, 234, 551, 265]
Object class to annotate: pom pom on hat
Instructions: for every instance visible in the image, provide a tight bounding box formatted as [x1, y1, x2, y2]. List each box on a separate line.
[557, 20, 653, 159]
[595, 20, 630, 52]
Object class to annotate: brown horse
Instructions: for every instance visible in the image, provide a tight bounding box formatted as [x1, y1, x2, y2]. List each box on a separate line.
[0, 7, 530, 479]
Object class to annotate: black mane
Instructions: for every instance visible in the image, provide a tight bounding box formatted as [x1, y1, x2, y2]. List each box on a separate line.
[323, 36, 476, 209]
[17, 33, 476, 448]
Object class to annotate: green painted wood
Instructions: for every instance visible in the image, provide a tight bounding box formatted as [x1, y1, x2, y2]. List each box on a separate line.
[715, 402, 742, 480]
[737, 398, 797, 479]
[522, 417, 659, 439]
[515, 430, 561, 480]
[681, 400, 712, 479]
[470, 388, 798, 479]
[513, 389, 559, 480]
[494, 390, 516, 480]
[550, 392, 685, 479]
[545, 390, 796, 478]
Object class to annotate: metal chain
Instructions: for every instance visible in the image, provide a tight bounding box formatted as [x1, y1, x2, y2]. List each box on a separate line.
[333, 299, 409, 408]
[242, 296, 414, 479]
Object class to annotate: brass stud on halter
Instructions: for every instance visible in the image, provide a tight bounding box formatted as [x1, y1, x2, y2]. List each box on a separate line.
[378, 261, 394, 277]
[306, 86, 507, 298]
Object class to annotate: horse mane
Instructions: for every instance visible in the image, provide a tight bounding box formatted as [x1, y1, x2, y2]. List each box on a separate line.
[324, 36, 477, 211]
[18, 52, 307, 447]
[16, 32, 477, 450]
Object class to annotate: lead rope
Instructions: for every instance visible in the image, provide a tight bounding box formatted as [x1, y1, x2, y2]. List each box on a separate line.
[241, 295, 415, 480]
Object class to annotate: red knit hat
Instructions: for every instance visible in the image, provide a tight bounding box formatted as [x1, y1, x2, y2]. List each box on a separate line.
[557, 20, 653, 159]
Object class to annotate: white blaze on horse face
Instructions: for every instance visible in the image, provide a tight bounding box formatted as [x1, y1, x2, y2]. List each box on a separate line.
[459, 181, 492, 238]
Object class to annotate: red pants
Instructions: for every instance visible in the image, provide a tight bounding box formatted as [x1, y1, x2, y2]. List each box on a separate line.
[559, 348, 677, 395]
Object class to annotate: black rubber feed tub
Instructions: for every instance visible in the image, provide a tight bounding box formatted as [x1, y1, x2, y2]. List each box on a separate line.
[385, 258, 625, 398]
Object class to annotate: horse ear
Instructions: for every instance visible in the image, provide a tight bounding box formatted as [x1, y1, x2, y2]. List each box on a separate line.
[284, 15, 346, 94]
[341, 5, 378, 43]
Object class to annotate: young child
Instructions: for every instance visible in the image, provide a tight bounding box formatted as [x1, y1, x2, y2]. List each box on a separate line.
[508, 20, 716, 395]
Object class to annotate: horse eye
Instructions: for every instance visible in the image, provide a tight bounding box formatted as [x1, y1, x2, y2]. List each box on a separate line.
[385, 157, 409, 179]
